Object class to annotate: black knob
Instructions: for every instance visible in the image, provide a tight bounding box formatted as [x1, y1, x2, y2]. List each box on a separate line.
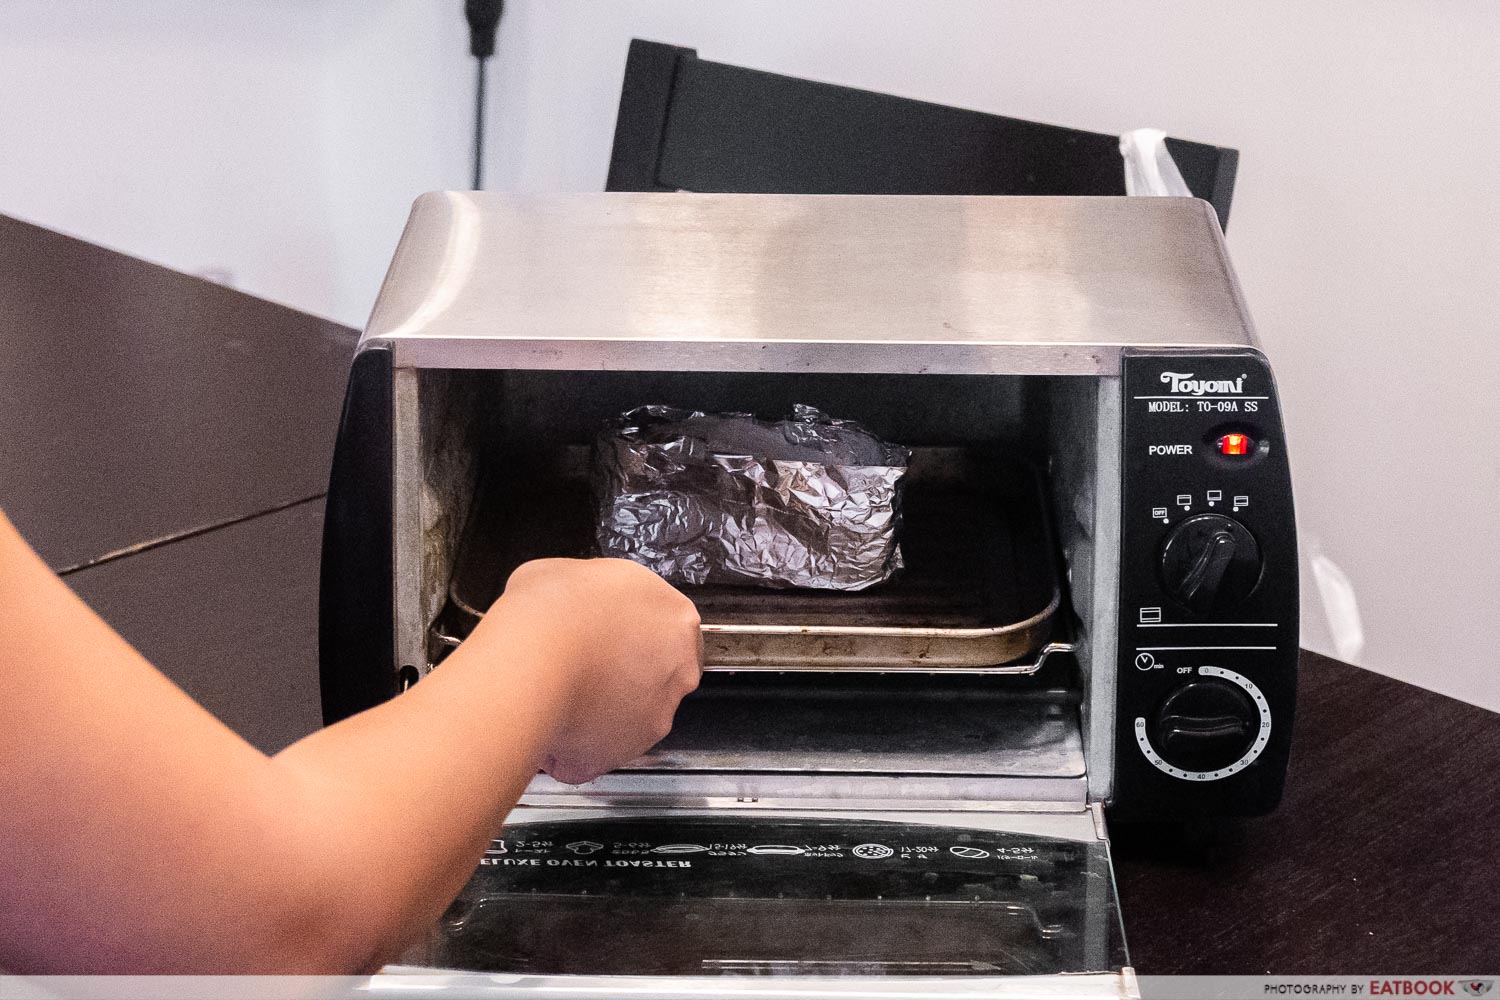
[1159, 513, 1262, 611]
[1153, 679, 1259, 773]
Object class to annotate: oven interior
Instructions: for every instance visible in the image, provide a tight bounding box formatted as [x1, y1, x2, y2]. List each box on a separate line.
[398, 369, 1117, 801]
[436, 443, 1063, 671]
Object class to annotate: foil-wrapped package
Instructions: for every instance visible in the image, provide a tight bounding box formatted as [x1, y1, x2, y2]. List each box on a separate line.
[595, 404, 909, 590]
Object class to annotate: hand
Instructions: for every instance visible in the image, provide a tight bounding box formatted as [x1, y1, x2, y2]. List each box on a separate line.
[484, 558, 702, 784]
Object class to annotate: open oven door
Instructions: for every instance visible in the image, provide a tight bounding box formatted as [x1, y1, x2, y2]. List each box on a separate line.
[383, 806, 1133, 999]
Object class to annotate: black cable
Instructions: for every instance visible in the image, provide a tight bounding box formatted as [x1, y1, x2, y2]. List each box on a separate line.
[465, 0, 505, 190]
[473, 57, 488, 190]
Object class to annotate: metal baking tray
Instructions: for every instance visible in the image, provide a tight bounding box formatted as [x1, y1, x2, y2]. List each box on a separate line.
[431, 448, 1067, 674]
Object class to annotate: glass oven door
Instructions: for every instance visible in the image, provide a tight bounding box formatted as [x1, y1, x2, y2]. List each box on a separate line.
[389, 807, 1131, 998]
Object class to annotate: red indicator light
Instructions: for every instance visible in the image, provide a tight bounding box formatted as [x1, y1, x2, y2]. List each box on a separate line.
[1218, 432, 1252, 457]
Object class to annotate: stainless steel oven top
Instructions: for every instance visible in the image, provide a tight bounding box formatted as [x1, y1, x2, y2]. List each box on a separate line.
[361, 192, 1259, 375]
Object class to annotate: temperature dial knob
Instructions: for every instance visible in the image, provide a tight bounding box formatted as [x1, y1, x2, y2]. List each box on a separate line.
[1158, 513, 1262, 612]
[1152, 679, 1259, 773]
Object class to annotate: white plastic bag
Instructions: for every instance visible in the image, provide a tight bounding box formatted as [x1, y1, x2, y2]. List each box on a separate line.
[1119, 127, 1191, 197]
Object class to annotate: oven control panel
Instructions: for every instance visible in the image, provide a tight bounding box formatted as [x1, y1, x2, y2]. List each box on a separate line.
[1111, 349, 1298, 820]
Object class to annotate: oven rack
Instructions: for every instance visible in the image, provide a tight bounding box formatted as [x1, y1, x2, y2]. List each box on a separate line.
[430, 623, 1075, 677]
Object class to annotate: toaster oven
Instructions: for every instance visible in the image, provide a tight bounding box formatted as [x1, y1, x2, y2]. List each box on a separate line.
[319, 192, 1298, 996]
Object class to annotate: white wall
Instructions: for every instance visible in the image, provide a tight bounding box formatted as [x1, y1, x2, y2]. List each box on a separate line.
[0, 2, 340, 316]
[1, 2, 1496, 711]
[318, 0, 471, 325]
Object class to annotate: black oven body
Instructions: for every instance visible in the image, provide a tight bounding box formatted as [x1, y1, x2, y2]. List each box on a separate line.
[1111, 350, 1298, 819]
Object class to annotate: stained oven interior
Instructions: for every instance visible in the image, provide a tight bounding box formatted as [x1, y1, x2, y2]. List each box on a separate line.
[397, 369, 1118, 805]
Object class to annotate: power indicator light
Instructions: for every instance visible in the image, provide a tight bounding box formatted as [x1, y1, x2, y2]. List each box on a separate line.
[1218, 432, 1252, 457]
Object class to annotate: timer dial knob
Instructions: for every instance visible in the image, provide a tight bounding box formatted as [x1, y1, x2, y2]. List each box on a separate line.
[1158, 513, 1262, 611]
[1152, 679, 1259, 773]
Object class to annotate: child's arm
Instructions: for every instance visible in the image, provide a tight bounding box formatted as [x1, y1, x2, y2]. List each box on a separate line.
[0, 510, 700, 973]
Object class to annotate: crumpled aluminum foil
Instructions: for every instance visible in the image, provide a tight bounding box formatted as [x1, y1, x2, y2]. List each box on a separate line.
[595, 404, 909, 590]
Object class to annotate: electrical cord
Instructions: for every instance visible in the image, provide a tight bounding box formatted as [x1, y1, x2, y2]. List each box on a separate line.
[473, 57, 488, 190]
[465, 0, 505, 190]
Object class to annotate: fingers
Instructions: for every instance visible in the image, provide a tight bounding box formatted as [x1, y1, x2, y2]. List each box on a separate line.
[506, 556, 704, 786]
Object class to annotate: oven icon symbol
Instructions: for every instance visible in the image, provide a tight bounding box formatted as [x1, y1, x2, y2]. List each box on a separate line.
[566, 841, 604, 856]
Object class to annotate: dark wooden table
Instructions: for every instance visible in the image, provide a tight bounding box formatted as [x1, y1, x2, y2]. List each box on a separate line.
[1113, 652, 1500, 972]
[0, 214, 354, 573]
[3, 218, 1496, 972]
